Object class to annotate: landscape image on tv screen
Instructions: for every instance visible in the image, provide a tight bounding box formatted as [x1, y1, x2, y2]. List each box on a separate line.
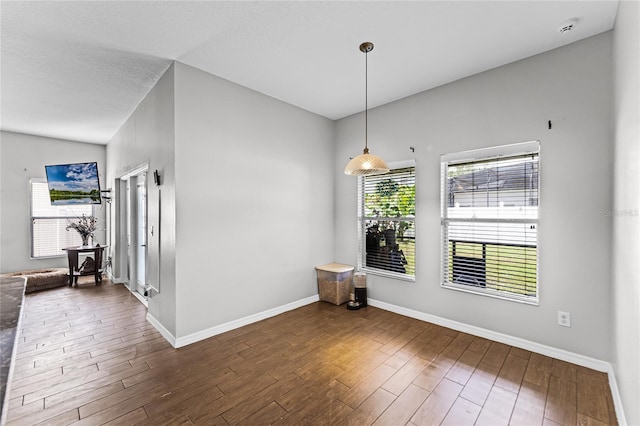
[45, 162, 102, 205]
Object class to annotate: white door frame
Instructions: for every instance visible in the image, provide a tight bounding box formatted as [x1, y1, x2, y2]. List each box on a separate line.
[115, 163, 149, 303]
[136, 178, 147, 291]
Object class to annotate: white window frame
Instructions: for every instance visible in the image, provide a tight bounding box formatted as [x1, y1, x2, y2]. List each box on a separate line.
[30, 179, 94, 259]
[440, 141, 540, 305]
[358, 159, 416, 282]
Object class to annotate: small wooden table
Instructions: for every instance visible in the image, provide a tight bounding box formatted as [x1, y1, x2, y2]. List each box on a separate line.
[62, 245, 107, 287]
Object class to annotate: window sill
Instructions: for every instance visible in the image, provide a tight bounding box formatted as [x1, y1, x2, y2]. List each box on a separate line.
[441, 282, 539, 306]
[30, 254, 66, 260]
[361, 267, 415, 283]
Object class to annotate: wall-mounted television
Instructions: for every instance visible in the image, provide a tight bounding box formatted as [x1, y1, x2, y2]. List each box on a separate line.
[44, 162, 102, 205]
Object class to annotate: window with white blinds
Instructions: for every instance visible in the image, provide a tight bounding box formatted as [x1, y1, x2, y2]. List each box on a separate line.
[30, 180, 93, 258]
[441, 142, 539, 303]
[358, 163, 415, 280]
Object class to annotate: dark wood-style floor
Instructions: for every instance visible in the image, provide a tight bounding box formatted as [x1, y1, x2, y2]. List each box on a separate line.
[5, 279, 617, 425]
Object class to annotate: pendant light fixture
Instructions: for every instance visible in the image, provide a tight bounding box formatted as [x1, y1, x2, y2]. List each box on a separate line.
[344, 42, 390, 176]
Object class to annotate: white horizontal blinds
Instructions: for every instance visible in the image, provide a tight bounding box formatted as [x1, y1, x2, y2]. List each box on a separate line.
[359, 167, 416, 277]
[441, 146, 539, 301]
[31, 180, 91, 258]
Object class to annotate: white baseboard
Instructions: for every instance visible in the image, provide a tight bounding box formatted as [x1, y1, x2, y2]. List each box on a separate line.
[368, 298, 627, 425]
[606, 364, 628, 426]
[105, 271, 126, 284]
[146, 311, 176, 347]
[130, 290, 148, 307]
[110, 276, 147, 307]
[174, 295, 319, 348]
[146, 295, 319, 349]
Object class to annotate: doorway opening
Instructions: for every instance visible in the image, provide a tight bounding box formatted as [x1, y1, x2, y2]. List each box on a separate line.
[115, 165, 148, 305]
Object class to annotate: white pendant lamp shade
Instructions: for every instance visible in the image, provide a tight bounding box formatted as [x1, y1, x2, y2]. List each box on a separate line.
[344, 148, 390, 176]
[344, 41, 389, 177]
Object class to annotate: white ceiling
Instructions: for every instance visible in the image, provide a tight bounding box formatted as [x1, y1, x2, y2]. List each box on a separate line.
[1, 1, 619, 145]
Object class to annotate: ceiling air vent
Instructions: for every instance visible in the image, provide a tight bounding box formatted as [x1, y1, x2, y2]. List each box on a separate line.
[558, 18, 578, 34]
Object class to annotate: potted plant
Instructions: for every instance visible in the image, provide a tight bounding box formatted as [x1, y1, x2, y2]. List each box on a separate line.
[66, 214, 98, 247]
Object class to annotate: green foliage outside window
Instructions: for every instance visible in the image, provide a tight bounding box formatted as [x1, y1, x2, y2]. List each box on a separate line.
[362, 168, 415, 276]
[364, 177, 415, 238]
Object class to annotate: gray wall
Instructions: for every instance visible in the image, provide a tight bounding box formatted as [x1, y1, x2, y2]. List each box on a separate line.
[104, 61, 335, 340]
[173, 62, 335, 338]
[335, 33, 613, 361]
[612, 1, 640, 424]
[0, 131, 106, 272]
[106, 64, 177, 336]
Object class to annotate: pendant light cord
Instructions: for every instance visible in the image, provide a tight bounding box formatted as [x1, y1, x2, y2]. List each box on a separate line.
[365, 48, 368, 151]
[344, 42, 388, 176]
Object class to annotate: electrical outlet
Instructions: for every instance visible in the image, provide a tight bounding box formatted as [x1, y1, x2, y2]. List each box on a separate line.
[558, 311, 571, 327]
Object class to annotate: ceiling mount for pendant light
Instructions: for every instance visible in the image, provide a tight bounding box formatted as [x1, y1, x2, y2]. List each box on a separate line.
[344, 42, 390, 176]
